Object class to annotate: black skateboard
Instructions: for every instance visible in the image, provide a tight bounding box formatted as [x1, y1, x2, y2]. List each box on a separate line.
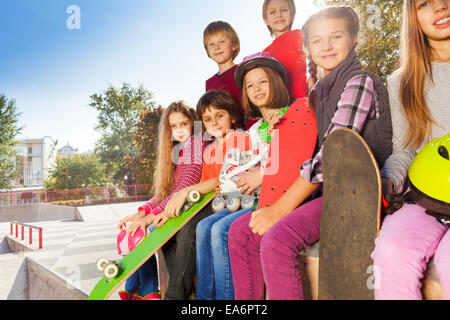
[319, 128, 382, 300]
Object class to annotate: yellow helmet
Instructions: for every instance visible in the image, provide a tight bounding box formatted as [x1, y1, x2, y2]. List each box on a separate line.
[407, 133, 450, 218]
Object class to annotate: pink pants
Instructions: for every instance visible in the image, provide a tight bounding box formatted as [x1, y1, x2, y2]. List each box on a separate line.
[371, 203, 450, 299]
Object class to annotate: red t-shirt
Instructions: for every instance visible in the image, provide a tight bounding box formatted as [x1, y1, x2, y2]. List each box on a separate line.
[263, 29, 308, 99]
[206, 65, 255, 129]
[206, 65, 243, 114]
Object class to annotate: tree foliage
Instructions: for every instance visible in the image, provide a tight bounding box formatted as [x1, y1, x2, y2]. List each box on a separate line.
[0, 94, 22, 190]
[128, 105, 164, 185]
[89, 83, 156, 185]
[45, 154, 110, 190]
[314, 0, 403, 83]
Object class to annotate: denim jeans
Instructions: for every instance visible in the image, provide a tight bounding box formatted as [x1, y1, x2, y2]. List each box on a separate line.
[371, 202, 450, 299]
[125, 225, 158, 296]
[196, 208, 250, 300]
[161, 203, 214, 300]
[228, 197, 322, 300]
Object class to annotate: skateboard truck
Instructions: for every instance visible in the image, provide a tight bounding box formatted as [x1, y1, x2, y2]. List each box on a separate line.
[96, 258, 120, 283]
[182, 190, 201, 212]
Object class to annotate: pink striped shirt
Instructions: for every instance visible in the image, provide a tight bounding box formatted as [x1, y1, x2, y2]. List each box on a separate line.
[138, 135, 207, 215]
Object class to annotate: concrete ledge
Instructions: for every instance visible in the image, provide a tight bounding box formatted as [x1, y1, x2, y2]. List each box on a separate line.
[0, 204, 77, 223]
[6, 236, 34, 253]
[27, 259, 89, 300]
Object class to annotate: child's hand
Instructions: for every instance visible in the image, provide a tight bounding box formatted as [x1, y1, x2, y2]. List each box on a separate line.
[248, 205, 283, 236]
[236, 167, 263, 195]
[165, 190, 188, 218]
[118, 213, 141, 230]
[214, 177, 221, 194]
[382, 178, 394, 196]
[128, 214, 154, 236]
[153, 212, 170, 228]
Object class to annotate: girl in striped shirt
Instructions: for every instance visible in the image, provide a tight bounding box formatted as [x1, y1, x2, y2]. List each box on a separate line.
[228, 6, 392, 300]
[117, 101, 206, 300]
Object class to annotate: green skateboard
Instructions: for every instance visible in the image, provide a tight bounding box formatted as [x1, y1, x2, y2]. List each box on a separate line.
[88, 191, 216, 300]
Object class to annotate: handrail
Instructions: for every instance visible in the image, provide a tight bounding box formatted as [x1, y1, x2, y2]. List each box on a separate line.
[10, 221, 43, 249]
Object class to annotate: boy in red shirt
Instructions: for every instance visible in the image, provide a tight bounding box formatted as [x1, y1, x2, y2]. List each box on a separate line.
[203, 21, 256, 129]
[262, 0, 308, 99]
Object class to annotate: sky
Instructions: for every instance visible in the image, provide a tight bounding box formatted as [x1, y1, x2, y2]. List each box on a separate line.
[0, 0, 319, 153]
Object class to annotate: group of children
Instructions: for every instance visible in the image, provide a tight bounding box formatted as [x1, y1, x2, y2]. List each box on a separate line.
[117, 0, 450, 300]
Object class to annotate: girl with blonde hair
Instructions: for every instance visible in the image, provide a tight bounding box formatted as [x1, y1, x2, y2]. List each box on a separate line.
[372, 0, 450, 299]
[117, 100, 206, 300]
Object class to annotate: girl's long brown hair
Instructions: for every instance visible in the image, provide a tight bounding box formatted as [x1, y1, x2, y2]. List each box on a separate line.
[153, 101, 197, 201]
[398, 0, 437, 149]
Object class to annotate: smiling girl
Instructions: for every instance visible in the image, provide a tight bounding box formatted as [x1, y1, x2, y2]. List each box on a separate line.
[372, 0, 450, 300]
[228, 7, 392, 300]
[116, 101, 205, 300]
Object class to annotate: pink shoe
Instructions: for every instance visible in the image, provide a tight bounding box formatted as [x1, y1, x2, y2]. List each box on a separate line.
[117, 228, 146, 256]
[133, 293, 161, 300]
[118, 290, 138, 300]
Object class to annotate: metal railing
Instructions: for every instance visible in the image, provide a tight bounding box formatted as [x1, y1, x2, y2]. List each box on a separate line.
[0, 184, 152, 207]
[10, 221, 43, 249]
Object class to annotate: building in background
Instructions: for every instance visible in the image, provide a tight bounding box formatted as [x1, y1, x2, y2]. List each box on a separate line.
[57, 142, 79, 157]
[14, 137, 58, 189]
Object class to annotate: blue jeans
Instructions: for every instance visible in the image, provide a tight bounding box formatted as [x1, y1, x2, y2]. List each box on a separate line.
[196, 208, 250, 300]
[125, 225, 159, 296]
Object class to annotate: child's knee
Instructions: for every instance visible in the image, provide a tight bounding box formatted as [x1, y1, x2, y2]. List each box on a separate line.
[196, 218, 211, 241]
[228, 214, 250, 249]
[260, 228, 297, 266]
[211, 221, 228, 245]
[372, 231, 405, 269]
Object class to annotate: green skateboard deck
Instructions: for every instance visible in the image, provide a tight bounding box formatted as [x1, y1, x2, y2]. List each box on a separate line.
[88, 191, 216, 300]
[319, 129, 381, 300]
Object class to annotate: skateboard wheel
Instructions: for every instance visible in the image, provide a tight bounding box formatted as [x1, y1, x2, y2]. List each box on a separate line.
[226, 198, 241, 212]
[104, 262, 119, 281]
[241, 196, 254, 209]
[96, 258, 109, 271]
[212, 197, 226, 212]
[187, 190, 201, 203]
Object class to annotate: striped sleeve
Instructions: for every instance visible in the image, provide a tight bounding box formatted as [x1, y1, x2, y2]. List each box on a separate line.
[300, 75, 377, 183]
[138, 197, 160, 215]
[152, 136, 204, 214]
[379, 73, 416, 193]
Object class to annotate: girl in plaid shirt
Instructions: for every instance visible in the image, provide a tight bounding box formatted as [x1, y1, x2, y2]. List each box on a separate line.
[228, 6, 392, 300]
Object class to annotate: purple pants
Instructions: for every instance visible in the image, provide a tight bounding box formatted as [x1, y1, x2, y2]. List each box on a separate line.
[371, 202, 450, 299]
[228, 197, 322, 300]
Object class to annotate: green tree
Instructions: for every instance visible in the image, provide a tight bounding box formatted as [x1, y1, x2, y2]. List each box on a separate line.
[0, 94, 22, 190]
[89, 83, 156, 185]
[45, 154, 110, 190]
[128, 105, 164, 185]
[314, 0, 403, 83]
